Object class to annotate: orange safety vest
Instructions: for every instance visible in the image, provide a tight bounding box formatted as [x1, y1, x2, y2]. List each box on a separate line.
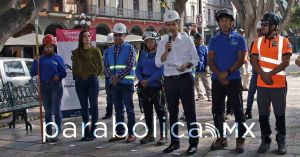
[251, 35, 292, 88]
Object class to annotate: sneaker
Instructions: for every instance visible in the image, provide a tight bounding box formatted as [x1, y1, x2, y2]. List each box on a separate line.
[257, 141, 271, 153]
[140, 134, 154, 144]
[50, 133, 62, 143]
[210, 138, 228, 150]
[235, 138, 245, 153]
[102, 115, 112, 120]
[276, 136, 287, 155]
[245, 110, 252, 119]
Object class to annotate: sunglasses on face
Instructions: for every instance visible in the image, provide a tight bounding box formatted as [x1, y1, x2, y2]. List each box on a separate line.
[113, 33, 124, 38]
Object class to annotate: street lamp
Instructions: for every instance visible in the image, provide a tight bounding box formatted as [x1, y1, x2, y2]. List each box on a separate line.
[74, 13, 92, 28]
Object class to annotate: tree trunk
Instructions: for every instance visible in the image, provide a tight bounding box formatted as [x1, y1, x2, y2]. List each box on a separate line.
[0, 0, 47, 52]
[174, 0, 188, 32]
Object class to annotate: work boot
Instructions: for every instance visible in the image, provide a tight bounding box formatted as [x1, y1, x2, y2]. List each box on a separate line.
[235, 138, 245, 153]
[257, 140, 271, 153]
[276, 134, 287, 155]
[140, 134, 155, 144]
[210, 138, 228, 150]
[245, 109, 252, 120]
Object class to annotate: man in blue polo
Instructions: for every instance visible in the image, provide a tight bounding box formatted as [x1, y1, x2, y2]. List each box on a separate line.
[207, 8, 247, 153]
[194, 33, 211, 101]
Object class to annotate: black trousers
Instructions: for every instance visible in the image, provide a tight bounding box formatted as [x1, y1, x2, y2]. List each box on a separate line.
[164, 72, 199, 146]
[257, 87, 287, 143]
[140, 86, 166, 136]
[211, 79, 246, 138]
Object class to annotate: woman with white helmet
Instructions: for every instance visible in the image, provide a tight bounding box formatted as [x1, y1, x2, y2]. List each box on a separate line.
[136, 31, 167, 145]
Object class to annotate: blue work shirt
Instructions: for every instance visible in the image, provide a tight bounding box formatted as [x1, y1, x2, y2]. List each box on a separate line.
[136, 50, 163, 87]
[30, 54, 67, 82]
[208, 31, 247, 80]
[195, 44, 208, 73]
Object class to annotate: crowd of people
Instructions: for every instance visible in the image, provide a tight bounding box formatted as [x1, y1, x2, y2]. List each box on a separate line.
[30, 8, 299, 155]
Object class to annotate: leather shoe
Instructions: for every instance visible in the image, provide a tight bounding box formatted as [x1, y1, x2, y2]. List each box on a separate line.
[108, 136, 126, 142]
[102, 115, 112, 120]
[126, 135, 136, 143]
[186, 146, 197, 155]
[163, 143, 180, 153]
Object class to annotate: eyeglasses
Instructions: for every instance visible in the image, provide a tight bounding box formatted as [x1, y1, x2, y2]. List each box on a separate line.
[113, 33, 124, 38]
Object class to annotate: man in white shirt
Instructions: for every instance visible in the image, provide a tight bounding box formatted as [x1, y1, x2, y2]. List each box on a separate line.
[155, 10, 199, 155]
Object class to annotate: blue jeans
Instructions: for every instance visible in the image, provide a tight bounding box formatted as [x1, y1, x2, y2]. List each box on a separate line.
[246, 71, 258, 111]
[105, 77, 113, 116]
[75, 76, 99, 135]
[112, 83, 136, 135]
[41, 81, 63, 135]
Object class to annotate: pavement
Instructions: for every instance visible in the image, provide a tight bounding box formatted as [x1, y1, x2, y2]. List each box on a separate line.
[0, 54, 300, 157]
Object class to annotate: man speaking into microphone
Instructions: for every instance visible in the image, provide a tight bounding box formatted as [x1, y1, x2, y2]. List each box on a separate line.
[155, 10, 200, 155]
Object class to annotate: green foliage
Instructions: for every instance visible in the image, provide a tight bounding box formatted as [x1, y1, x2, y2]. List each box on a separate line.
[286, 4, 300, 28]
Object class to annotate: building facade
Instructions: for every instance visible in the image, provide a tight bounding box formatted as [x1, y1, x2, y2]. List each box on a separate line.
[16, 0, 176, 39]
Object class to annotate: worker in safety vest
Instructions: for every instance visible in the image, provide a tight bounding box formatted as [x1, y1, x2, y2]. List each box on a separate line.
[251, 12, 292, 155]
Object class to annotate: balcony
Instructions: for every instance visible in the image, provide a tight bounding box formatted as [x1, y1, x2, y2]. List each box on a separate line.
[89, 5, 162, 21]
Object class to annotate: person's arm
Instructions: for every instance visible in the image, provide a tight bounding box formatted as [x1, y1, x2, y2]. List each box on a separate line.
[186, 38, 199, 68]
[57, 56, 67, 78]
[135, 52, 144, 82]
[207, 50, 221, 74]
[103, 50, 114, 78]
[147, 67, 164, 84]
[95, 48, 103, 75]
[30, 59, 38, 77]
[207, 38, 221, 75]
[155, 40, 164, 68]
[117, 45, 136, 80]
[72, 50, 78, 76]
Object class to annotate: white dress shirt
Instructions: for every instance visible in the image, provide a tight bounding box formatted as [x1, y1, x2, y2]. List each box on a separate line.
[155, 32, 199, 76]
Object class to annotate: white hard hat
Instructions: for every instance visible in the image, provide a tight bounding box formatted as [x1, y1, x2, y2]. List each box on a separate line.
[107, 33, 114, 43]
[163, 10, 180, 22]
[112, 23, 127, 34]
[143, 31, 160, 41]
[256, 21, 262, 29]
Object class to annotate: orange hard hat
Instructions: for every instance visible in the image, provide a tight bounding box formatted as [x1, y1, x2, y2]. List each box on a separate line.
[43, 34, 56, 45]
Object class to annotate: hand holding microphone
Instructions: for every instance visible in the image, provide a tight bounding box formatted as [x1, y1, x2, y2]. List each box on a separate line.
[161, 33, 172, 62]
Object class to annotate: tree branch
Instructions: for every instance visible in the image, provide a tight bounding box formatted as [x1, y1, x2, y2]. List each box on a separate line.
[278, 0, 295, 33]
[276, 0, 286, 14]
[0, 0, 15, 15]
[0, 0, 47, 51]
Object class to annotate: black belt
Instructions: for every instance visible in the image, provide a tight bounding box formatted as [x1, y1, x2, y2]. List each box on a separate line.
[74, 75, 97, 80]
[164, 72, 191, 79]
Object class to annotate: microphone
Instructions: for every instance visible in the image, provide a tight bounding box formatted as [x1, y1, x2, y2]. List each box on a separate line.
[168, 32, 173, 52]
